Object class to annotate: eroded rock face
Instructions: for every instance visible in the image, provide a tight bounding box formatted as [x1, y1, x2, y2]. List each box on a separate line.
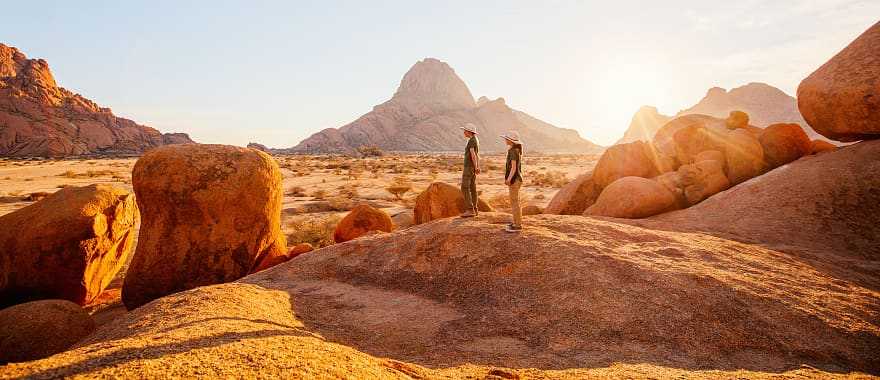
[333, 204, 394, 243]
[122, 144, 286, 310]
[797, 21, 880, 142]
[759, 123, 812, 168]
[544, 173, 602, 215]
[592, 141, 670, 188]
[251, 243, 313, 274]
[811, 139, 837, 155]
[0, 184, 137, 306]
[0, 43, 193, 157]
[678, 159, 730, 206]
[413, 182, 493, 224]
[0, 299, 95, 363]
[585, 176, 677, 218]
[723, 128, 766, 185]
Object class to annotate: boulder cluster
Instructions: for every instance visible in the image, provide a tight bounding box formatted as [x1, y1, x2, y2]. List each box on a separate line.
[549, 111, 841, 219]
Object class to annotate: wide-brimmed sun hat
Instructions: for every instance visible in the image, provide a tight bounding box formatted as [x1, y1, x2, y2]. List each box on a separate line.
[460, 123, 478, 134]
[500, 131, 522, 144]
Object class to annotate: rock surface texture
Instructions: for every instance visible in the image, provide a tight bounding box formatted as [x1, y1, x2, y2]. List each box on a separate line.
[291, 58, 601, 154]
[0, 184, 137, 306]
[0, 43, 192, 157]
[121, 144, 287, 310]
[0, 299, 95, 363]
[3, 209, 876, 378]
[797, 21, 880, 142]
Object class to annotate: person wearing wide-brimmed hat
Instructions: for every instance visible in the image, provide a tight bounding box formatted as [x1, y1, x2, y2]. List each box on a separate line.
[459, 123, 481, 217]
[501, 131, 524, 232]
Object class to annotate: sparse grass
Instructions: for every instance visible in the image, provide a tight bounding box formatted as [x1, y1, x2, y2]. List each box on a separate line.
[528, 170, 569, 188]
[286, 186, 307, 197]
[286, 214, 342, 249]
[385, 176, 412, 201]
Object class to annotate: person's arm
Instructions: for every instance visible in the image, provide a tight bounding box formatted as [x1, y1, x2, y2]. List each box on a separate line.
[505, 159, 517, 185]
[470, 148, 480, 174]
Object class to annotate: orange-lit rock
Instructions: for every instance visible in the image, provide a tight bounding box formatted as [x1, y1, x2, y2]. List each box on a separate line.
[122, 144, 286, 310]
[811, 140, 837, 155]
[333, 204, 394, 243]
[797, 21, 880, 142]
[251, 243, 314, 273]
[585, 176, 677, 219]
[413, 182, 493, 224]
[759, 123, 812, 168]
[593, 141, 671, 188]
[723, 129, 766, 185]
[0, 184, 137, 306]
[0, 299, 95, 363]
[678, 160, 730, 205]
[545, 173, 602, 215]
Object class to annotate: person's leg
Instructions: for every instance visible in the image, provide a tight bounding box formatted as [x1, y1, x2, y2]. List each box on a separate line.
[510, 180, 522, 227]
[460, 173, 475, 216]
[469, 174, 478, 213]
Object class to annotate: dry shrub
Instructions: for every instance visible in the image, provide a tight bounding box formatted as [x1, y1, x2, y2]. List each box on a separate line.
[311, 189, 327, 200]
[385, 176, 412, 201]
[489, 191, 532, 210]
[357, 145, 384, 157]
[286, 214, 342, 248]
[327, 197, 356, 211]
[529, 170, 569, 188]
[337, 183, 359, 199]
[286, 186, 307, 197]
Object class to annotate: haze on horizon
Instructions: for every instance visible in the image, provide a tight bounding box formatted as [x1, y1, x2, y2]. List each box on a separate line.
[2, 1, 877, 147]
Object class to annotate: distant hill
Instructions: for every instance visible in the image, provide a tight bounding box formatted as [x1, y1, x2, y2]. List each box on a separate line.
[616, 82, 827, 145]
[0, 43, 193, 157]
[290, 58, 602, 154]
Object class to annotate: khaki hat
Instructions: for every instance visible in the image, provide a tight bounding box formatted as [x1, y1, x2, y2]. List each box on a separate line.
[500, 131, 522, 144]
[460, 123, 478, 134]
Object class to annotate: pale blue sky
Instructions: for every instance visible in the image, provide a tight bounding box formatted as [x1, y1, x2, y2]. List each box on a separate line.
[2, 1, 877, 146]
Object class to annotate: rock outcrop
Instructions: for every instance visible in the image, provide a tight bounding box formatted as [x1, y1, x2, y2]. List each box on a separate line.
[797, 21, 880, 142]
[615, 106, 672, 145]
[633, 139, 880, 284]
[4, 211, 876, 378]
[759, 123, 812, 168]
[544, 173, 602, 215]
[0, 43, 193, 157]
[617, 82, 829, 144]
[0, 184, 137, 307]
[592, 141, 669, 188]
[585, 176, 678, 218]
[0, 299, 95, 363]
[122, 144, 287, 310]
[251, 243, 314, 274]
[291, 58, 602, 154]
[413, 182, 493, 224]
[333, 204, 394, 243]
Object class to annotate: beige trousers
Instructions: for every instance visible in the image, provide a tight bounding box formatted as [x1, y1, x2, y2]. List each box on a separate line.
[508, 180, 522, 227]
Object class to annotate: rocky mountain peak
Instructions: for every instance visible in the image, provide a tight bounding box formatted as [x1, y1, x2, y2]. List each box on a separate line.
[392, 58, 476, 111]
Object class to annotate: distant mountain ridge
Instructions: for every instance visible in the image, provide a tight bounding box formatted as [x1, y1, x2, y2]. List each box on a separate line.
[290, 58, 602, 154]
[617, 82, 826, 145]
[0, 43, 193, 157]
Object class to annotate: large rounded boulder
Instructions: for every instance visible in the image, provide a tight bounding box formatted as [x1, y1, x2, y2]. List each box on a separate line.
[652, 114, 726, 159]
[722, 128, 766, 185]
[759, 123, 812, 168]
[0, 299, 95, 363]
[122, 144, 287, 310]
[544, 173, 602, 215]
[412, 182, 493, 224]
[678, 159, 730, 205]
[0, 184, 137, 307]
[585, 176, 677, 219]
[797, 21, 880, 142]
[333, 204, 394, 243]
[592, 141, 671, 188]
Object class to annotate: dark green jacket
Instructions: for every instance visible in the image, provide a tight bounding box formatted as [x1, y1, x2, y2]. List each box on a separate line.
[505, 145, 523, 183]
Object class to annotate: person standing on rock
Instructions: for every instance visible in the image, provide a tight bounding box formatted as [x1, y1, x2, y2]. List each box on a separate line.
[501, 131, 524, 232]
[460, 123, 481, 217]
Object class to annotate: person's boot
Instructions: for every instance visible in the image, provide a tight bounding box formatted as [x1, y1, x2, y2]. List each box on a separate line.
[459, 210, 476, 218]
[505, 224, 523, 233]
